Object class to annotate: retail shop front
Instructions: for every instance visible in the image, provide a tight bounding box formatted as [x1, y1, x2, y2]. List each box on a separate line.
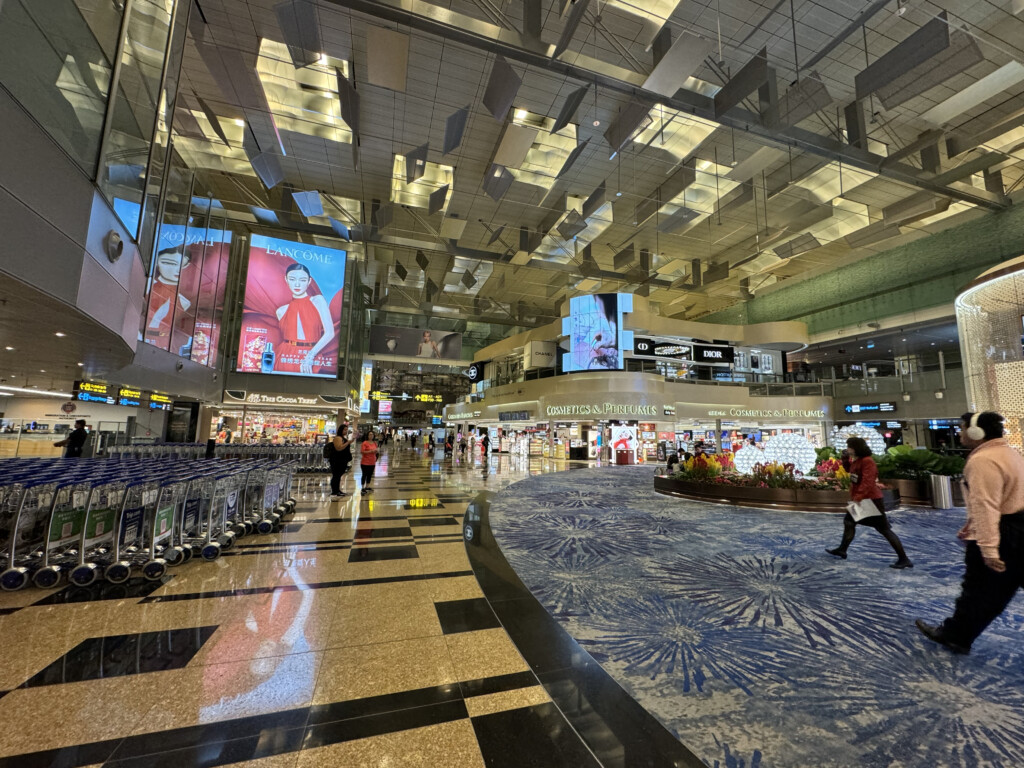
[444, 372, 832, 464]
[210, 389, 357, 445]
[673, 403, 830, 455]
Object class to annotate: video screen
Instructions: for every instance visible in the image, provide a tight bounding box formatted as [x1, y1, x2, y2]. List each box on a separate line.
[562, 293, 634, 372]
[368, 325, 463, 360]
[236, 235, 347, 379]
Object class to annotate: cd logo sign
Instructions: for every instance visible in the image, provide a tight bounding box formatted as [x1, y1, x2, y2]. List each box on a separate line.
[61, 401, 77, 414]
[465, 361, 486, 382]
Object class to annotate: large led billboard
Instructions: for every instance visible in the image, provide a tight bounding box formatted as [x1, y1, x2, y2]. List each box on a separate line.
[368, 325, 462, 360]
[562, 293, 633, 372]
[142, 220, 232, 365]
[236, 235, 347, 378]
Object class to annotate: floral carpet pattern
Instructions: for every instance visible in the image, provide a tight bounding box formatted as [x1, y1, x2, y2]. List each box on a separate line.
[489, 467, 1024, 768]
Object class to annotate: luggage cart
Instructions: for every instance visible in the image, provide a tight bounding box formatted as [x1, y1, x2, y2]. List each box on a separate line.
[64, 478, 131, 587]
[190, 472, 241, 561]
[151, 478, 190, 567]
[101, 479, 169, 583]
[31, 478, 109, 589]
[243, 466, 279, 535]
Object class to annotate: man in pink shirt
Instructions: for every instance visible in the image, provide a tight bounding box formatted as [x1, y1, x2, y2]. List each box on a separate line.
[917, 411, 1024, 654]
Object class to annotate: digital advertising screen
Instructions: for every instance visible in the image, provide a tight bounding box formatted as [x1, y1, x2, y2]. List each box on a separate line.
[359, 362, 373, 414]
[143, 220, 232, 365]
[378, 400, 393, 419]
[562, 293, 633, 372]
[236, 235, 347, 379]
[368, 325, 463, 360]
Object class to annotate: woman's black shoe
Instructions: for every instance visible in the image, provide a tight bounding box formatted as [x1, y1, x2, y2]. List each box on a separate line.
[890, 559, 913, 569]
[826, 548, 847, 559]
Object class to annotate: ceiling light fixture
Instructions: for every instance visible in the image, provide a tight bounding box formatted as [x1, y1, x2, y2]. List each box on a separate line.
[77, 362, 84, 367]
[55, 332, 66, 337]
[0, 384, 69, 397]
[4, 346, 12, 351]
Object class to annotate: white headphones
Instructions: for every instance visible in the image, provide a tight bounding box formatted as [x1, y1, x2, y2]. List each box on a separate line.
[965, 412, 986, 441]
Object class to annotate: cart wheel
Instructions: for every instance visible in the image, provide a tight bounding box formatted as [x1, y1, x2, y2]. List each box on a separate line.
[0, 567, 28, 591]
[275, 504, 289, 517]
[256, 519, 274, 535]
[219, 531, 236, 550]
[164, 546, 186, 566]
[242, 521, 254, 536]
[69, 563, 99, 587]
[189, 543, 203, 559]
[33, 566, 63, 589]
[201, 542, 221, 561]
[104, 562, 132, 584]
[142, 559, 167, 581]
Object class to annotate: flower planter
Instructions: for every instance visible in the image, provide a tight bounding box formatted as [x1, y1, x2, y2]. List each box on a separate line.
[951, 480, 966, 507]
[893, 478, 931, 506]
[654, 477, 902, 513]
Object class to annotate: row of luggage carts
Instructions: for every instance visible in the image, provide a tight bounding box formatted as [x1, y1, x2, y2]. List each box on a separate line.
[108, 444, 330, 473]
[0, 457, 297, 591]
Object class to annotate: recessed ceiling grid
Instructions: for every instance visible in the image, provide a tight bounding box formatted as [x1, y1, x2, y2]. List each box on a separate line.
[156, 0, 1024, 326]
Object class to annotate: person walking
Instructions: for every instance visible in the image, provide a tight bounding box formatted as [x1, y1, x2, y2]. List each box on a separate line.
[328, 425, 352, 500]
[359, 431, 379, 495]
[481, 432, 490, 457]
[917, 411, 1024, 654]
[459, 436, 467, 458]
[54, 419, 88, 458]
[827, 436, 913, 569]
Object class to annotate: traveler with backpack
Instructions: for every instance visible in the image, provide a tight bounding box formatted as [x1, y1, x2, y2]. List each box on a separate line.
[327, 425, 353, 500]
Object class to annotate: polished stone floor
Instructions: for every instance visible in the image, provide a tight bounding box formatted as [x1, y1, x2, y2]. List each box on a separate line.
[490, 467, 1024, 768]
[0, 447, 606, 767]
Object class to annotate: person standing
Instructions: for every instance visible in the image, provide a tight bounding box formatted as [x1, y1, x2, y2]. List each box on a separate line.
[329, 426, 353, 500]
[54, 419, 88, 458]
[827, 436, 913, 569]
[459, 436, 467, 458]
[359, 431, 379, 495]
[917, 411, 1024, 654]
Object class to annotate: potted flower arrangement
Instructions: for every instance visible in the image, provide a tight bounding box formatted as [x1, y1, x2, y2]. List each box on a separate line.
[657, 454, 900, 511]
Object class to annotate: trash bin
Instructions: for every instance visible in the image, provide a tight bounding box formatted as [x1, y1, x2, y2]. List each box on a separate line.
[930, 474, 954, 509]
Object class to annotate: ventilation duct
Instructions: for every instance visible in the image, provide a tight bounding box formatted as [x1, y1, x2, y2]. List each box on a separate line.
[875, 29, 983, 111]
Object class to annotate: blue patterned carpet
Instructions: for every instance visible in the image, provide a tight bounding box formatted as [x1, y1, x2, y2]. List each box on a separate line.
[489, 467, 1024, 768]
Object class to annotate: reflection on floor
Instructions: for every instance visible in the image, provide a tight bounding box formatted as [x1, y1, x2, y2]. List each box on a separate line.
[490, 466, 1024, 768]
[0, 447, 593, 768]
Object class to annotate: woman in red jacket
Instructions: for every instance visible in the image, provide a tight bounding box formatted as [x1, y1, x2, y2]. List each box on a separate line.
[827, 437, 913, 569]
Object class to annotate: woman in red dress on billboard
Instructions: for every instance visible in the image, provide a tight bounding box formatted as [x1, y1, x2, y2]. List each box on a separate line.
[275, 263, 335, 375]
[145, 247, 192, 348]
